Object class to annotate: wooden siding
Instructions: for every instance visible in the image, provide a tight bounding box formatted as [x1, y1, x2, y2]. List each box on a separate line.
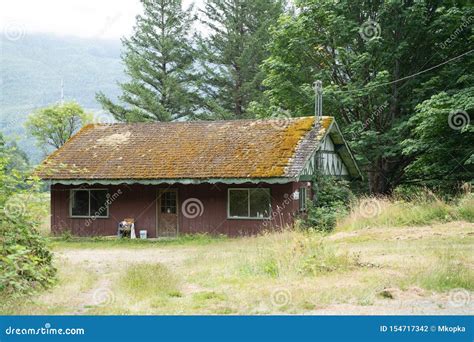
[299, 136, 349, 178]
[50, 182, 311, 237]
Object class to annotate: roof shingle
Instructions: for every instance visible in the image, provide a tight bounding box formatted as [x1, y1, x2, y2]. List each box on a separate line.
[37, 116, 333, 180]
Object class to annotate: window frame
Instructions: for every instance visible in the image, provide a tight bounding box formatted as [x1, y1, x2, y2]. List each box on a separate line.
[227, 188, 271, 220]
[69, 188, 110, 219]
[299, 187, 307, 212]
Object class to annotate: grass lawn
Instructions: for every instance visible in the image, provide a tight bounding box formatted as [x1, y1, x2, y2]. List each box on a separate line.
[2, 221, 473, 315]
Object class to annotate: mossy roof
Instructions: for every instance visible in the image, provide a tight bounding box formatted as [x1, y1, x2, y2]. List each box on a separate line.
[37, 116, 335, 181]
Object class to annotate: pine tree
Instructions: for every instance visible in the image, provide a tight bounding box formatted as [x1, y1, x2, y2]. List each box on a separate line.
[197, 0, 284, 119]
[96, 0, 198, 122]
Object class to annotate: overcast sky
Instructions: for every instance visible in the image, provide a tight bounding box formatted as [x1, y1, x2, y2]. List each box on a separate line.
[0, 0, 200, 40]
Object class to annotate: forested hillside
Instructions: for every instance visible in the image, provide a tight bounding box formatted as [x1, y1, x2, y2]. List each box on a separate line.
[0, 34, 125, 162]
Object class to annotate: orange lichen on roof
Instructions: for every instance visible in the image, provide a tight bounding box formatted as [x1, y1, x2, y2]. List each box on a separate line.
[36, 116, 334, 180]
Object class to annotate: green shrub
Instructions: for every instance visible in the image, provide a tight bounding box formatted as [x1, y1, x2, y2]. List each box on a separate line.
[304, 171, 354, 231]
[0, 138, 56, 298]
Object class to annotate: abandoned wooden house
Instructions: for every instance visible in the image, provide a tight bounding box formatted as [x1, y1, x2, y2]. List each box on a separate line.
[37, 116, 361, 237]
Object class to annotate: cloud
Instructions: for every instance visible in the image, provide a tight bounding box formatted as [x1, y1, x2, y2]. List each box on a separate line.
[0, 0, 141, 39]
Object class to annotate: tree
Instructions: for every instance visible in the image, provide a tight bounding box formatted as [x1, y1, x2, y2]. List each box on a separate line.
[401, 88, 473, 192]
[96, 0, 199, 122]
[260, 0, 473, 194]
[197, 0, 285, 119]
[25, 101, 91, 149]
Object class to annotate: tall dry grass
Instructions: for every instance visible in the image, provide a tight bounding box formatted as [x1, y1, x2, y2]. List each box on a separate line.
[238, 230, 358, 278]
[337, 193, 473, 231]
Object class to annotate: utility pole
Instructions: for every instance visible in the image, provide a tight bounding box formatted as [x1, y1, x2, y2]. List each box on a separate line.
[314, 80, 322, 126]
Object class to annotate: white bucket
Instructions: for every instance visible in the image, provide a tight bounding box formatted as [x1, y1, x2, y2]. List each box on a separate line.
[139, 230, 147, 239]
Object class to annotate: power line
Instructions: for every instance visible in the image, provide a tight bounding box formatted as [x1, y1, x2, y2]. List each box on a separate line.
[332, 48, 474, 95]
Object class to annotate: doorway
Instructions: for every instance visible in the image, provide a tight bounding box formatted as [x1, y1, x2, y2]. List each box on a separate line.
[157, 189, 178, 237]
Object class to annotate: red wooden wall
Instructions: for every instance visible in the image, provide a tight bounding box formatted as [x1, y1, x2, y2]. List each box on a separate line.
[50, 181, 311, 237]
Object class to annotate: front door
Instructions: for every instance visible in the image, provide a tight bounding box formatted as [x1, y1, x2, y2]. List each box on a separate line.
[157, 189, 178, 237]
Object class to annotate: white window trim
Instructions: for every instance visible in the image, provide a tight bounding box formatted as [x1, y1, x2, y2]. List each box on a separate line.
[227, 188, 271, 220]
[299, 187, 307, 211]
[69, 188, 110, 219]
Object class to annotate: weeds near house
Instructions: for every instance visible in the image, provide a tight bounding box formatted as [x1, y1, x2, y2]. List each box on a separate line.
[49, 233, 226, 249]
[457, 194, 474, 222]
[337, 193, 473, 231]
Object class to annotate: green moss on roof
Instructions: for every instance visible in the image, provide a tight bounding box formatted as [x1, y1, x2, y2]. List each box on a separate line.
[36, 116, 334, 180]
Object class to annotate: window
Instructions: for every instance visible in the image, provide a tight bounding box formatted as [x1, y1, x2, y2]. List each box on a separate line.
[228, 188, 271, 219]
[70, 189, 109, 218]
[299, 187, 307, 211]
[160, 191, 177, 214]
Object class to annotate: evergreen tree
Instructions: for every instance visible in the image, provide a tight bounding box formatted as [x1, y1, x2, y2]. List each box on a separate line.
[97, 0, 198, 122]
[197, 0, 284, 119]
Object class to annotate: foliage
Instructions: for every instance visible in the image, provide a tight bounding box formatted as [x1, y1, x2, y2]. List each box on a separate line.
[97, 0, 200, 122]
[401, 88, 473, 191]
[0, 136, 56, 297]
[1, 138, 29, 173]
[305, 172, 354, 231]
[25, 101, 91, 149]
[260, 0, 473, 193]
[197, 0, 285, 119]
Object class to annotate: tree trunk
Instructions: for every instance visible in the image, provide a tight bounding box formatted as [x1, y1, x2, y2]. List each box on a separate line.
[367, 158, 392, 194]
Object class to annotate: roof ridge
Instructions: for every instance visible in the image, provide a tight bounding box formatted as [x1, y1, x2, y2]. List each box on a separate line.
[92, 116, 333, 126]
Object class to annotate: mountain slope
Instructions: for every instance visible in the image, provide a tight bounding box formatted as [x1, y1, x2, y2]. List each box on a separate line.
[0, 33, 126, 163]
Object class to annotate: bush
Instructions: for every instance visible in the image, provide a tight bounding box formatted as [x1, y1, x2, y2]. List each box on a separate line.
[0, 138, 56, 298]
[304, 171, 354, 231]
[0, 220, 56, 296]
